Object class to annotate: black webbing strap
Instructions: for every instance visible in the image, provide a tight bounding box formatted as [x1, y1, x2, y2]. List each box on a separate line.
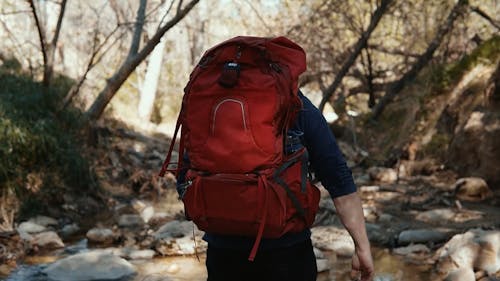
[273, 150, 310, 218]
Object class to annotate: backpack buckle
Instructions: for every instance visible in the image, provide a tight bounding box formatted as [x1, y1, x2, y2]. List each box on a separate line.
[218, 62, 240, 88]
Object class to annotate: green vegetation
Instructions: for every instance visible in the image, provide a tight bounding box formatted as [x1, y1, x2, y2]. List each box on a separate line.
[430, 36, 500, 93]
[0, 58, 96, 219]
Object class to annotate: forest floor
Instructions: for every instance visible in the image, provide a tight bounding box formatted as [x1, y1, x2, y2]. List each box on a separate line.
[2, 121, 500, 280]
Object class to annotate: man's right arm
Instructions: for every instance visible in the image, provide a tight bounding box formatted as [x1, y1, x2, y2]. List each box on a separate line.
[333, 192, 374, 281]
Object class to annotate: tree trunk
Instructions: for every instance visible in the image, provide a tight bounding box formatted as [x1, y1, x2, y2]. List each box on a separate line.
[318, 0, 392, 113]
[85, 0, 200, 123]
[371, 0, 468, 120]
[28, 0, 67, 88]
[138, 32, 167, 121]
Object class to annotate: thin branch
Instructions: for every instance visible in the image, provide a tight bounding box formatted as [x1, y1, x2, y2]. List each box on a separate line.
[61, 25, 124, 110]
[51, 0, 67, 50]
[470, 6, 500, 30]
[0, 10, 32, 15]
[243, 0, 272, 33]
[27, 0, 48, 69]
[368, 44, 420, 58]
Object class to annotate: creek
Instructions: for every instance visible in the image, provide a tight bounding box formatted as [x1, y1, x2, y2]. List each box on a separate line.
[4, 242, 432, 281]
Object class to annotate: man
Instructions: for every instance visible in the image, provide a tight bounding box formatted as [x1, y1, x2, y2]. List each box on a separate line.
[178, 91, 374, 281]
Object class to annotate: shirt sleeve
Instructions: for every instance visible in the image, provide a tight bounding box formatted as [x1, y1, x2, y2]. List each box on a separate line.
[296, 92, 357, 198]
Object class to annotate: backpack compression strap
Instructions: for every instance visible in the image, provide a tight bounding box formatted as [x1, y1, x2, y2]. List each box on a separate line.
[248, 174, 270, 261]
[159, 114, 185, 177]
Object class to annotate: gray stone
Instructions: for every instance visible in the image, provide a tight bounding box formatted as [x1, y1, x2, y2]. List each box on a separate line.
[393, 244, 430, 256]
[129, 249, 156, 260]
[154, 220, 202, 239]
[42, 251, 136, 281]
[311, 226, 355, 256]
[60, 223, 80, 237]
[33, 231, 64, 249]
[398, 228, 453, 245]
[17, 221, 46, 234]
[444, 268, 475, 281]
[454, 177, 493, 202]
[316, 259, 330, 273]
[367, 167, 398, 183]
[29, 215, 58, 227]
[416, 208, 456, 223]
[141, 206, 155, 223]
[118, 214, 144, 228]
[86, 228, 114, 244]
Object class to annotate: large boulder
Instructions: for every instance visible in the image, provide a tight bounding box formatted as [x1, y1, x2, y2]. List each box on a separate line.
[42, 251, 136, 281]
[446, 68, 500, 187]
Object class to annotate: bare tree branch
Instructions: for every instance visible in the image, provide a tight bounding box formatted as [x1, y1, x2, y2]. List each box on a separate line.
[85, 0, 200, 122]
[27, 0, 48, 72]
[368, 44, 420, 58]
[318, 0, 393, 112]
[371, 0, 468, 120]
[61, 25, 124, 110]
[44, 0, 67, 87]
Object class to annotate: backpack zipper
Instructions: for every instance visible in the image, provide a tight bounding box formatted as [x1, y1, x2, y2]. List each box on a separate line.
[211, 98, 247, 134]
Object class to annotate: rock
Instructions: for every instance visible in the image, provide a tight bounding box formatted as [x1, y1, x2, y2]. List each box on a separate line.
[393, 244, 430, 256]
[366, 223, 391, 246]
[445, 268, 475, 281]
[313, 247, 325, 259]
[316, 259, 330, 273]
[359, 185, 380, 192]
[17, 221, 46, 234]
[367, 167, 398, 183]
[149, 212, 171, 227]
[416, 208, 456, 223]
[118, 214, 144, 228]
[60, 223, 80, 237]
[398, 228, 454, 246]
[128, 249, 156, 260]
[86, 228, 114, 244]
[29, 215, 58, 227]
[436, 229, 500, 277]
[141, 206, 155, 223]
[42, 251, 136, 281]
[311, 226, 355, 256]
[474, 230, 500, 275]
[32, 231, 64, 249]
[454, 177, 493, 202]
[154, 220, 202, 239]
[0, 264, 12, 276]
[378, 213, 394, 223]
[154, 220, 206, 255]
[131, 199, 147, 213]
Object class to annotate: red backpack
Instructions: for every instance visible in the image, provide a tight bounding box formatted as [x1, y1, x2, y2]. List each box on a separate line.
[159, 36, 320, 261]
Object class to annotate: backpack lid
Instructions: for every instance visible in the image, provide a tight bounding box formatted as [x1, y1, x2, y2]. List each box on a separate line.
[199, 36, 307, 80]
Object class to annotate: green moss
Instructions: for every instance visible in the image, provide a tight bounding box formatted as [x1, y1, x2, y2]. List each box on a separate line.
[430, 36, 500, 92]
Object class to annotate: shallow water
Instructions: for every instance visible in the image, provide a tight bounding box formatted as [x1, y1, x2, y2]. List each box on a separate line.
[4, 246, 431, 281]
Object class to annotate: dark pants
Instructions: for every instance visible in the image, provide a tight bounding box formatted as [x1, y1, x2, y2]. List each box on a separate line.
[206, 239, 317, 281]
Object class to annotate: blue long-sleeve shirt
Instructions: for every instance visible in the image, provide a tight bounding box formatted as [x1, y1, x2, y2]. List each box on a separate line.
[179, 91, 357, 250]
